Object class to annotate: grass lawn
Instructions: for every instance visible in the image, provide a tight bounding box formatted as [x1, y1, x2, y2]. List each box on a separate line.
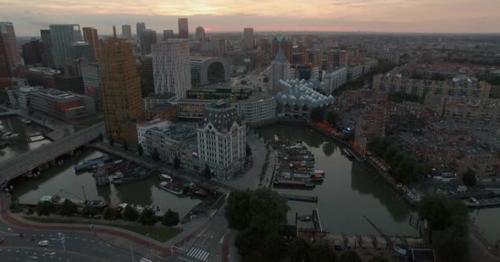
[22, 215, 181, 243]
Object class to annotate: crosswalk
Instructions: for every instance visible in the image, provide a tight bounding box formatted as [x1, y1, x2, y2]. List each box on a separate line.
[184, 247, 210, 261]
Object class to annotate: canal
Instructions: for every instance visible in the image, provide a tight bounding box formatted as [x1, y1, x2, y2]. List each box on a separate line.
[258, 124, 500, 243]
[0, 116, 51, 163]
[11, 149, 201, 217]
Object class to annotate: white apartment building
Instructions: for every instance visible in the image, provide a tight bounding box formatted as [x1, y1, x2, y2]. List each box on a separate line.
[152, 39, 192, 98]
[197, 101, 246, 179]
[323, 67, 347, 94]
[237, 95, 277, 126]
[271, 48, 291, 89]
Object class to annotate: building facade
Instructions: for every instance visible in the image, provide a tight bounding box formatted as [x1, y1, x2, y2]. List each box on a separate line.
[178, 18, 189, 39]
[0, 22, 21, 70]
[322, 67, 347, 94]
[121, 25, 132, 39]
[270, 48, 291, 90]
[152, 39, 191, 98]
[82, 27, 100, 60]
[100, 37, 145, 144]
[49, 24, 82, 68]
[242, 28, 254, 50]
[28, 88, 96, 120]
[237, 95, 277, 126]
[140, 29, 157, 55]
[197, 101, 246, 179]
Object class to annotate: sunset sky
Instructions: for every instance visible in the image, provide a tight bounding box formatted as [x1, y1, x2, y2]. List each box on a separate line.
[2, 0, 500, 36]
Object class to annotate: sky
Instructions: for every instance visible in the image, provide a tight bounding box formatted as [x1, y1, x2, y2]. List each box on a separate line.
[1, 0, 500, 36]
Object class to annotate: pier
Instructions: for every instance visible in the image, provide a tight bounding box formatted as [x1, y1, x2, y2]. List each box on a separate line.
[280, 193, 318, 203]
[312, 209, 323, 232]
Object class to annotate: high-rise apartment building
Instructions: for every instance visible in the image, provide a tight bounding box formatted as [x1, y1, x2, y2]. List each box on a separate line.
[100, 36, 144, 144]
[178, 18, 189, 39]
[121, 25, 132, 39]
[40, 29, 53, 67]
[0, 34, 11, 88]
[272, 36, 292, 62]
[136, 22, 146, 37]
[197, 101, 246, 179]
[0, 22, 21, 71]
[22, 39, 43, 65]
[140, 29, 157, 55]
[151, 39, 191, 98]
[163, 30, 174, 41]
[49, 24, 82, 68]
[82, 27, 100, 59]
[195, 26, 206, 41]
[271, 48, 290, 89]
[242, 27, 254, 50]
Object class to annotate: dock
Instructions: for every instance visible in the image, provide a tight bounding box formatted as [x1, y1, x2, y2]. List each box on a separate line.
[312, 209, 323, 232]
[280, 193, 318, 203]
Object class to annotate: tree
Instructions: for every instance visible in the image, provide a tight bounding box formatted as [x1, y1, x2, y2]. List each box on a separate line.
[288, 239, 313, 262]
[462, 170, 477, 187]
[262, 233, 287, 261]
[311, 242, 337, 262]
[103, 207, 118, 220]
[151, 148, 160, 162]
[37, 201, 54, 216]
[122, 142, 129, 151]
[369, 256, 389, 262]
[203, 164, 212, 180]
[310, 107, 325, 122]
[81, 206, 98, 218]
[174, 156, 181, 169]
[60, 199, 78, 216]
[338, 251, 361, 262]
[109, 136, 114, 146]
[122, 205, 139, 221]
[137, 144, 144, 156]
[162, 209, 179, 226]
[325, 111, 339, 126]
[139, 208, 157, 225]
[418, 194, 452, 232]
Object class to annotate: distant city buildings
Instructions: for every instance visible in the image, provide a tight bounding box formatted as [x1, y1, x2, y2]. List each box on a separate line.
[140, 29, 157, 55]
[270, 48, 291, 90]
[49, 24, 82, 68]
[237, 95, 277, 126]
[39, 29, 53, 67]
[136, 22, 146, 38]
[322, 67, 347, 94]
[100, 36, 144, 144]
[22, 39, 44, 66]
[197, 101, 246, 179]
[82, 27, 100, 60]
[242, 28, 254, 50]
[163, 30, 174, 41]
[0, 22, 20, 87]
[190, 56, 230, 87]
[195, 26, 206, 41]
[178, 18, 189, 39]
[152, 39, 191, 98]
[121, 24, 132, 39]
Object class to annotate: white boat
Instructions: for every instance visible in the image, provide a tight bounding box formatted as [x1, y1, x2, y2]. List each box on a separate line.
[158, 181, 183, 195]
[159, 174, 173, 182]
[21, 118, 32, 124]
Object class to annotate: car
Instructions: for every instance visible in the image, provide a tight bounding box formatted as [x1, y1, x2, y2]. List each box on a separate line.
[37, 240, 49, 247]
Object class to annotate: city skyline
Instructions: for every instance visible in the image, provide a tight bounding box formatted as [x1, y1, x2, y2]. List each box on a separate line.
[2, 0, 500, 36]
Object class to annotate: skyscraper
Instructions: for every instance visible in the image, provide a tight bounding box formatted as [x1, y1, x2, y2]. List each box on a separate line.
[40, 29, 54, 67]
[49, 24, 82, 68]
[163, 30, 174, 41]
[0, 22, 21, 71]
[178, 18, 189, 39]
[136, 22, 146, 37]
[82, 27, 100, 60]
[271, 48, 290, 89]
[195, 26, 206, 41]
[151, 39, 191, 98]
[272, 36, 292, 62]
[140, 29, 157, 55]
[121, 24, 132, 39]
[242, 27, 254, 50]
[22, 39, 43, 65]
[100, 36, 144, 144]
[0, 34, 11, 88]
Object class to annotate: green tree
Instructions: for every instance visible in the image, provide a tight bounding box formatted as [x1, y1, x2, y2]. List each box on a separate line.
[262, 233, 287, 261]
[462, 170, 477, 187]
[325, 111, 339, 126]
[37, 201, 54, 216]
[137, 144, 144, 156]
[122, 205, 139, 221]
[139, 208, 157, 225]
[288, 239, 313, 262]
[59, 199, 78, 216]
[203, 164, 212, 180]
[151, 148, 160, 162]
[162, 209, 180, 226]
[103, 207, 118, 220]
[369, 256, 389, 262]
[311, 242, 337, 262]
[419, 194, 452, 232]
[310, 107, 325, 122]
[81, 206, 98, 218]
[338, 251, 361, 262]
[322, 141, 336, 157]
[122, 141, 129, 151]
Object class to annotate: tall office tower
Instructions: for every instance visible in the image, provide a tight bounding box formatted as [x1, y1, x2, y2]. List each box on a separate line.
[197, 101, 246, 179]
[218, 39, 226, 56]
[139, 29, 157, 55]
[136, 22, 146, 37]
[40, 29, 54, 67]
[22, 39, 43, 65]
[178, 18, 189, 39]
[82, 27, 100, 60]
[272, 36, 292, 62]
[0, 34, 12, 88]
[195, 26, 206, 41]
[0, 22, 21, 70]
[100, 36, 144, 145]
[242, 27, 254, 50]
[151, 39, 191, 98]
[121, 24, 132, 39]
[49, 24, 82, 68]
[163, 30, 174, 41]
[270, 48, 290, 89]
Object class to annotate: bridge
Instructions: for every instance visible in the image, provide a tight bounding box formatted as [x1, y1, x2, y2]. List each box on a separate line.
[0, 123, 104, 182]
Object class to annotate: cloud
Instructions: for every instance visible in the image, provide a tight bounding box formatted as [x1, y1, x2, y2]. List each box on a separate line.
[1, 0, 499, 36]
